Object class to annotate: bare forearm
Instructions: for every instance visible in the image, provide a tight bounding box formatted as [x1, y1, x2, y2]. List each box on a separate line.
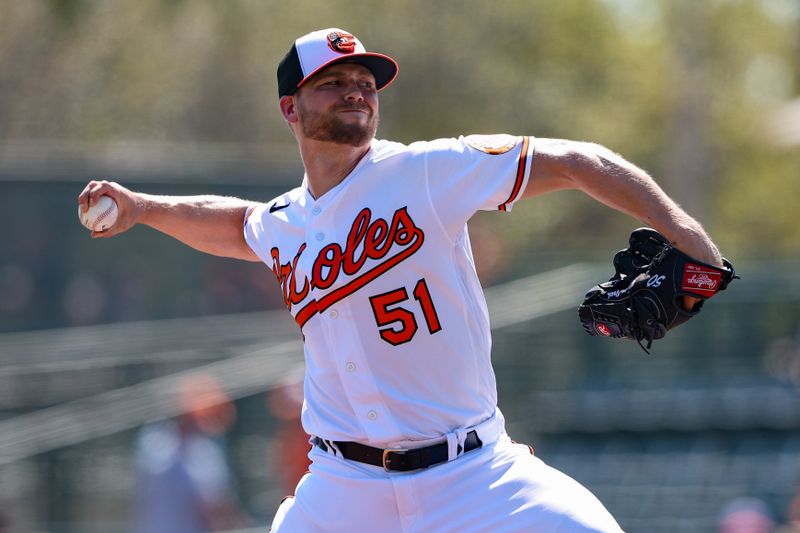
[578, 145, 721, 265]
[527, 140, 722, 266]
[137, 193, 260, 260]
[78, 180, 261, 261]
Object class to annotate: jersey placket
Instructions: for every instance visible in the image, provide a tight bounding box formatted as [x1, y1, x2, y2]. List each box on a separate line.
[304, 196, 403, 443]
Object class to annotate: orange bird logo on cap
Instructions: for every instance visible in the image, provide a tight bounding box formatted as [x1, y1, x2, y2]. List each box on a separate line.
[327, 31, 356, 54]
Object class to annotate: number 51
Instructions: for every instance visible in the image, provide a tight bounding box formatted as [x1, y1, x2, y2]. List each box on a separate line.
[368, 278, 442, 345]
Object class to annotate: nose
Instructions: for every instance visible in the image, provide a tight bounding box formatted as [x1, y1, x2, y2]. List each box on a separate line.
[343, 81, 365, 102]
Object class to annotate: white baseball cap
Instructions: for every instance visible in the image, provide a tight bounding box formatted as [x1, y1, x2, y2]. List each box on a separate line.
[277, 28, 398, 97]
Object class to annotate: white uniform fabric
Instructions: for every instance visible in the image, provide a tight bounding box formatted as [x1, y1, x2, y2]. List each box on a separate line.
[273, 436, 621, 533]
[245, 135, 623, 532]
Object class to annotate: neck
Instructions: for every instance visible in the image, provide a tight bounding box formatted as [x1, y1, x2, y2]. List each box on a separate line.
[299, 138, 372, 199]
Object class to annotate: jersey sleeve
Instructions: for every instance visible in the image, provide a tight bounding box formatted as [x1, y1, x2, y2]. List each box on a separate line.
[423, 135, 534, 236]
[243, 203, 272, 265]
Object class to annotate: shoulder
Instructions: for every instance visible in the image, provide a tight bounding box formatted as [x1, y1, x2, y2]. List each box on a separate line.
[420, 134, 525, 157]
[266, 186, 304, 210]
[370, 137, 465, 159]
[135, 421, 180, 469]
[369, 138, 419, 162]
[367, 136, 528, 169]
[363, 139, 439, 172]
[245, 186, 303, 227]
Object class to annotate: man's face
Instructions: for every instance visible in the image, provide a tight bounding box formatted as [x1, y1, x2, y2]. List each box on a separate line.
[293, 63, 379, 147]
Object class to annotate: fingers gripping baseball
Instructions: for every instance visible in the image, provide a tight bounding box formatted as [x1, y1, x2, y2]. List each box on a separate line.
[77, 180, 142, 238]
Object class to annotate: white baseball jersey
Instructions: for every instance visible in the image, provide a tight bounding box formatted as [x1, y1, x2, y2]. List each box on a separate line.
[245, 134, 533, 446]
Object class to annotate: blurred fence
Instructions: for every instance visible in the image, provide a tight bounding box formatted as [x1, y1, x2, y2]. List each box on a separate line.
[0, 261, 798, 532]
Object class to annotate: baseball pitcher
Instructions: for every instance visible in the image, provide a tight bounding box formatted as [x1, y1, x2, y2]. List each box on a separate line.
[78, 28, 734, 532]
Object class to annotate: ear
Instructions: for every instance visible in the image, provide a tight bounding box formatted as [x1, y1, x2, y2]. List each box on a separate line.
[280, 95, 299, 124]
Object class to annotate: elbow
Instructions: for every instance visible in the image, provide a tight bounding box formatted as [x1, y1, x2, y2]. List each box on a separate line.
[574, 142, 618, 171]
[557, 141, 613, 186]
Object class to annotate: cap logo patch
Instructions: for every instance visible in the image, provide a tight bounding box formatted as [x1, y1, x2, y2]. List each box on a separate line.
[465, 134, 518, 155]
[328, 31, 356, 54]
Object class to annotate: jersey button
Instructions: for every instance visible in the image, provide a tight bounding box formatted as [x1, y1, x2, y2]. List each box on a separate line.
[329, 309, 338, 318]
[312, 206, 321, 215]
[315, 232, 325, 241]
[367, 410, 378, 421]
[345, 362, 356, 372]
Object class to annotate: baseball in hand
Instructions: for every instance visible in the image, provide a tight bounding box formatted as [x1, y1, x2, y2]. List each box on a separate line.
[79, 195, 119, 232]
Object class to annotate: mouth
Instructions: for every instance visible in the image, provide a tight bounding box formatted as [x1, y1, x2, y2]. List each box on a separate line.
[336, 105, 370, 115]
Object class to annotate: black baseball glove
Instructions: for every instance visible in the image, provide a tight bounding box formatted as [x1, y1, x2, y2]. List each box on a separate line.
[578, 228, 737, 353]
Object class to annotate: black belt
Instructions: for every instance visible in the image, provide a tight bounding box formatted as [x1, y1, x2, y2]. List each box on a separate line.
[313, 430, 483, 472]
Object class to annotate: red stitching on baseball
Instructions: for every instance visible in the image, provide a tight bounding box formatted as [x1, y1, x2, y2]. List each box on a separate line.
[93, 204, 115, 230]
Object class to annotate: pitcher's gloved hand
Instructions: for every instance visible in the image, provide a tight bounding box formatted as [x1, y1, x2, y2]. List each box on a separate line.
[578, 228, 737, 353]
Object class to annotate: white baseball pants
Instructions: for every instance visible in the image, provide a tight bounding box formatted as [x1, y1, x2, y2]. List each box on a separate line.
[270, 429, 624, 532]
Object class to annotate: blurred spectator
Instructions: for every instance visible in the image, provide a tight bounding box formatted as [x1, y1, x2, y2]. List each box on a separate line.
[775, 491, 800, 533]
[133, 374, 249, 533]
[718, 497, 776, 533]
[267, 366, 310, 496]
[62, 273, 108, 326]
[466, 222, 508, 284]
[0, 263, 34, 314]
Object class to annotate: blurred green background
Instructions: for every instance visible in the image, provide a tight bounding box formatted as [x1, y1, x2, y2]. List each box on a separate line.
[0, 0, 799, 532]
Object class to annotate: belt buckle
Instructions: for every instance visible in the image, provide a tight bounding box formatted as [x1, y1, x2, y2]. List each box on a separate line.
[381, 448, 407, 472]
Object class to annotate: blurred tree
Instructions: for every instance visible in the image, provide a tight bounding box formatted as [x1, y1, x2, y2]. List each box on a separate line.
[0, 0, 797, 329]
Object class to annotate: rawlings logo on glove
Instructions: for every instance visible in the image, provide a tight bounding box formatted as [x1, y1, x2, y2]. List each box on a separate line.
[578, 228, 737, 353]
